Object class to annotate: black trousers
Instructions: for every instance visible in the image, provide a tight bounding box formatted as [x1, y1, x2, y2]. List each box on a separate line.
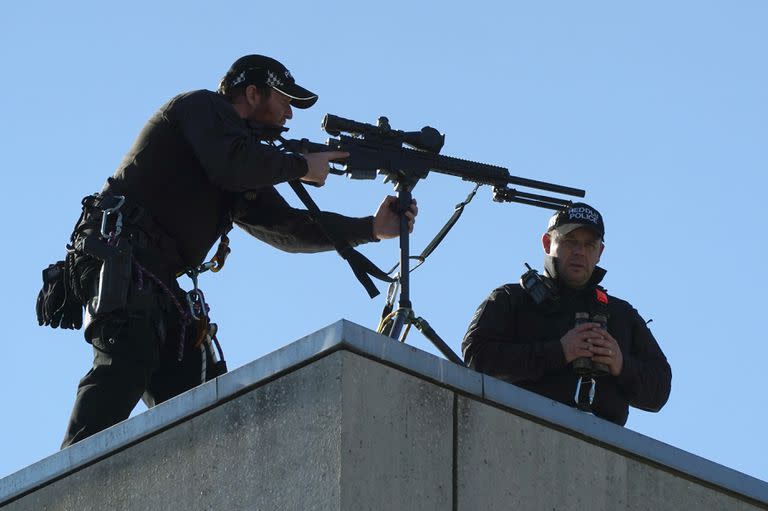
[61, 260, 220, 448]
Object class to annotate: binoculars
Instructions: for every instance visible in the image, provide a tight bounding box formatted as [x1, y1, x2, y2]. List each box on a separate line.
[572, 312, 610, 377]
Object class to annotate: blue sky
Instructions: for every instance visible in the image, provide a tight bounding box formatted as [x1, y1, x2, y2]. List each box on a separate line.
[2, 1, 767, 483]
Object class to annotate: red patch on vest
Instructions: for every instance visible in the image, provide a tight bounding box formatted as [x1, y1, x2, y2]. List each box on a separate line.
[596, 289, 608, 304]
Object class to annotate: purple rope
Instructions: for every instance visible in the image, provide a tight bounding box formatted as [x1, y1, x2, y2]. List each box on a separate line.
[133, 259, 193, 361]
[103, 212, 201, 362]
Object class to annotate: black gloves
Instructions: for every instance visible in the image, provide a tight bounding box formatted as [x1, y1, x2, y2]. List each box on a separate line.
[36, 259, 83, 330]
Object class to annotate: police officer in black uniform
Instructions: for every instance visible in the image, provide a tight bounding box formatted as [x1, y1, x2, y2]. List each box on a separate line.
[462, 203, 670, 425]
[54, 55, 418, 447]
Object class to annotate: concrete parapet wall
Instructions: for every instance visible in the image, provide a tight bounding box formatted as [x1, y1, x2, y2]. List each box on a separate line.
[457, 397, 759, 510]
[2, 320, 766, 510]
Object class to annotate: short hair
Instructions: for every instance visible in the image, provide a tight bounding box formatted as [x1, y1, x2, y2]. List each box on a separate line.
[218, 79, 272, 103]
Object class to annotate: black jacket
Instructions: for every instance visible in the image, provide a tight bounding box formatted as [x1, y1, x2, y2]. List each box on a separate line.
[462, 265, 671, 425]
[103, 89, 375, 273]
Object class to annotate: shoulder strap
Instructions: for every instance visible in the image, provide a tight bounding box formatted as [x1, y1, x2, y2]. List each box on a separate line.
[289, 180, 393, 298]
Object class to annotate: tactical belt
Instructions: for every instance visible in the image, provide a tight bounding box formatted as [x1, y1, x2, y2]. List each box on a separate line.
[80, 193, 228, 365]
[80, 194, 154, 237]
[79, 193, 201, 279]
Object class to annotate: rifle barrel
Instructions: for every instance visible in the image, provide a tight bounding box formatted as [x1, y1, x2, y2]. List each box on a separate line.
[410, 149, 585, 198]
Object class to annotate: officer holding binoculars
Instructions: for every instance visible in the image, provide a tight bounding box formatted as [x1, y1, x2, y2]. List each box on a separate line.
[462, 203, 671, 425]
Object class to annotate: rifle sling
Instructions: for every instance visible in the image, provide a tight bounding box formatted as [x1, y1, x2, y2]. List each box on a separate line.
[288, 180, 392, 298]
[416, 184, 480, 264]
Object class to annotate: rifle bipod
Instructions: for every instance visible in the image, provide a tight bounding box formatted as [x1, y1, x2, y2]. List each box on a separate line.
[374, 183, 464, 366]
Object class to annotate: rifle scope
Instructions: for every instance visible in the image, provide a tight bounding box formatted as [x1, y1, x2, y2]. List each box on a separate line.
[322, 114, 445, 154]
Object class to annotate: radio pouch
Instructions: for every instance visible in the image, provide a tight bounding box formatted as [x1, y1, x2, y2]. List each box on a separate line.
[78, 234, 133, 316]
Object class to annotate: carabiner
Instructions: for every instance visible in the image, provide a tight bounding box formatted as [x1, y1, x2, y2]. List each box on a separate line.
[574, 376, 596, 412]
[186, 291, 201, 321]
[186, 268, 200, 291]
[100, 195, 126, 239]
[186, 288, 208, 321]
[385, 276, 400, 308]
[210, 234, 230, 273]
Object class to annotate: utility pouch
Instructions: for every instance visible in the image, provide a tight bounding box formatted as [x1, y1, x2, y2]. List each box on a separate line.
[36, 254, 83, 330]
[78, 234, 133, 315]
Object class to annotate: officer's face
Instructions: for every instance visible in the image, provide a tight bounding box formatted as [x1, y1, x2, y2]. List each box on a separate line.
[247, 88, 294, 126]
[543, 227, 604, 288]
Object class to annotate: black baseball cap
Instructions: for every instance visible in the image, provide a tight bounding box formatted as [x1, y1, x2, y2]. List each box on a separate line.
[218, 54, 318, 109]
[547, 202, 605, 239]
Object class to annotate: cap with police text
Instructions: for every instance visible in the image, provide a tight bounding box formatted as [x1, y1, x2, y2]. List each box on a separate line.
[218, 55, 318, 109]
[547, 202, 605, 239]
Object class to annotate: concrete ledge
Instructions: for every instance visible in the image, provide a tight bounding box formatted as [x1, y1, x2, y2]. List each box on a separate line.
[482, 374, 768, 504]
[218, 319, 482, 401]
[0, 379, 219, 506]
[1, 319, 477, 505]
[2, 319, 767, 509]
